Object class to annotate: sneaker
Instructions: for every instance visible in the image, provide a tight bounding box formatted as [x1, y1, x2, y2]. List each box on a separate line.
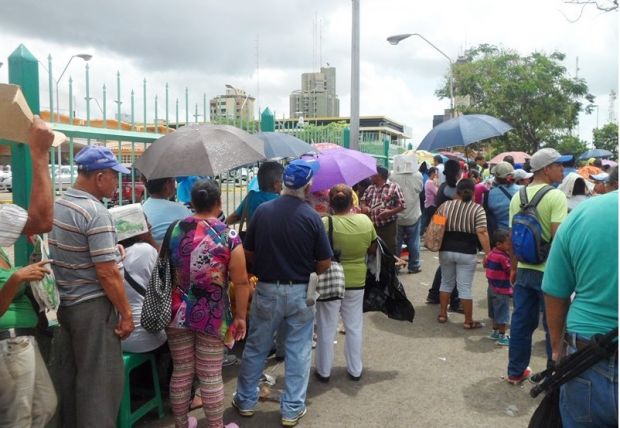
[231, 394, 254, 417]
[425, 297, 440, 304]
[486, 330, 500, 340]
[225, 424, 240, 428]
[281, 407, 307, 427]
[408, 267, 422, 274]
[496, 334, 510, 347]
[506, 367, 533, 385]
[188, 416, 198, 428]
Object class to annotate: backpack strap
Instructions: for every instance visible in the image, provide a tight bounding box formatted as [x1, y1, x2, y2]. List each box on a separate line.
[498, 186, 512, 200]
[528, 185, 555, 208]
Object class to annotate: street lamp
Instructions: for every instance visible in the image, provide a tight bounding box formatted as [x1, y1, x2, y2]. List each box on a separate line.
[387, 33, 455, 114]
[52, 54, 92, 195]
[225, 83, 250, 122]
[55, 54, 93, 122]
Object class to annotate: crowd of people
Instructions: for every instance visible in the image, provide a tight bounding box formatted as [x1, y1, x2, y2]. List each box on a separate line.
[0, 120, 617, 428]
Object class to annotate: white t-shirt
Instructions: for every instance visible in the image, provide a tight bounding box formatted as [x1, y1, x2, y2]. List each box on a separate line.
[0, 204, 27, 247]
[121, 242, 167, 353]
[436, 163, 446, 185]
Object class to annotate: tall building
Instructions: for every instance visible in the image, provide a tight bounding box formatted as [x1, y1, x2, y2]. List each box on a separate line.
[289, 66, 340, 118]
[210, 85, 255, 121]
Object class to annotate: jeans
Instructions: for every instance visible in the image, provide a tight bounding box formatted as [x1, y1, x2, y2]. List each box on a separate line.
[315, 289, 364, 378]
[396, 218, 422, 271]
[0, 336, 57, 428]
[507, 268, 551, 377]
[55, 297, 124, 428]
[235, 282, 314, 419]
[560, 339, 618, 428]
[438, 251, 477, 299]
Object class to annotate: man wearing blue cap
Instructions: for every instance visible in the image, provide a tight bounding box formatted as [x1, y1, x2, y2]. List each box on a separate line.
[233, 158, 333, 427]
[49, 145, 134, 427]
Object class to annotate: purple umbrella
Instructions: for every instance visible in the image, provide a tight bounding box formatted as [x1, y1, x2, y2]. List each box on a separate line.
[307, 147, 378, 192]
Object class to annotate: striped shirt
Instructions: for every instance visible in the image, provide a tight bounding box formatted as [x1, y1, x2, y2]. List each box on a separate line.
[439, 199, 487, 254]
[49, 188, 121, 306]
[0, 204, 27, 247]
[484, 248, 512, 295]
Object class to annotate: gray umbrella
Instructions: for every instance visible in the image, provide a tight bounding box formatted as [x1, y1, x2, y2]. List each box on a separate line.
[135, 124, 266, 179]
[255, 132, 316, 159]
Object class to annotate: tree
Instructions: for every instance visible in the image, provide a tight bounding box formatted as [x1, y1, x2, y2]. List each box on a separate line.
[592, 122, 619, 158]
[436, 44, 595, 154]
[562, 1, 618, 22]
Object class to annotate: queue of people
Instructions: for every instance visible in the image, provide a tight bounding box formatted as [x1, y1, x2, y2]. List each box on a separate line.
[0, 130, 617, 428]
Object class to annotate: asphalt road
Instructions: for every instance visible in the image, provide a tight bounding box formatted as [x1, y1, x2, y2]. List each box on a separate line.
[139, 248, 547, 428]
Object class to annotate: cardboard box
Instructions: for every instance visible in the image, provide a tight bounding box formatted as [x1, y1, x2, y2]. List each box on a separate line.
[0, 83, 66, 147]
[393, 153, 418, 174]
[109, 203, 149, 242]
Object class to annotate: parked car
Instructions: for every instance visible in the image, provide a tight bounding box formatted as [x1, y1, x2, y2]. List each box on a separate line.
[0, 175, 11, 192]
[110, 165, 145, 205]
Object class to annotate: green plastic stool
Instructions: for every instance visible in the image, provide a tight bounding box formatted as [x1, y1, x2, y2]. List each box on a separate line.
[117, 352, 165, 428]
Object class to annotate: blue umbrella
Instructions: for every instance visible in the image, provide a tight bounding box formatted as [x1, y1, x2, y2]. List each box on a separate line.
[255, 132, 316, 159]
[578, 148, 613, 160]
[417, 114, 512, 151]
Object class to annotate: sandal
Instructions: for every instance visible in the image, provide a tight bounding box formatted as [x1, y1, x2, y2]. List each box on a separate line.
[437, 315, 448, 323]
[463, 321, 483, 330]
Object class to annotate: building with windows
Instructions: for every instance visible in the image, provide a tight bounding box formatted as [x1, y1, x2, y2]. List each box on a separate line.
[289, 67, 340, 118]
[210, 85, 255, 121]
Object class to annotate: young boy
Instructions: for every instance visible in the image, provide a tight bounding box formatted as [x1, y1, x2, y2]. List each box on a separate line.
[484, 229, 513, 346]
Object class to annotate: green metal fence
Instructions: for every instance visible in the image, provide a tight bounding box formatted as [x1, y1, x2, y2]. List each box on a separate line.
[2, 44, 404, 264]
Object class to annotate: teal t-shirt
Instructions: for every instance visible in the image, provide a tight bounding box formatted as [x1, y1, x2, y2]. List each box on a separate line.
[234, 191, 279, 221]
[322, 214, 377, 289]
[542, 191, 618, 338]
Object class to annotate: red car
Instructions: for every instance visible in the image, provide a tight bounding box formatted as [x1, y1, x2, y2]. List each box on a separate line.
[111, 166, 145, 205]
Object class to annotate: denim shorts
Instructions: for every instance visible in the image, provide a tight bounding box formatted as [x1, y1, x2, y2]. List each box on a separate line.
[487, 288, 511, 325]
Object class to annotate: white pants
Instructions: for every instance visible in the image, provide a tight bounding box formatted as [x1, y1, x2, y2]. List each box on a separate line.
[315, 289, 364, 377]
[0, 336, 57, 428]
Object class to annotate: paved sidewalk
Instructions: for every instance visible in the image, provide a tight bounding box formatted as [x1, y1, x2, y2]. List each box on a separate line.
[139, 249, 546, 427]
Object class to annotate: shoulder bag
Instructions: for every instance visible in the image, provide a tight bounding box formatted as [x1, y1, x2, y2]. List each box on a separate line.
[422, 202, 448, 252]
[316, 216, 346, 301]
[141, 220, 178, 333]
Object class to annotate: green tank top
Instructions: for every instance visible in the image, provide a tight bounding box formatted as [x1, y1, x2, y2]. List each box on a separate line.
[0, 248, 38, 330]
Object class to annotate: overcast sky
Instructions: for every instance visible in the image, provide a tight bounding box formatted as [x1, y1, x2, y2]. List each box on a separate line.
[0, 0, 617, 146]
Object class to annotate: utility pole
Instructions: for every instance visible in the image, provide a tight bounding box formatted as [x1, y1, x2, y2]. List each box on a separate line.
[349, 0, 360, 150]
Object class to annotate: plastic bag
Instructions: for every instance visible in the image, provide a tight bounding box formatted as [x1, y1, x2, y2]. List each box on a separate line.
[29, 235, 59, 311]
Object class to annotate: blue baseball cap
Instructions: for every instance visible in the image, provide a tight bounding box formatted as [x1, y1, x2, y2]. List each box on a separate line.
[75, 145, 130, 174]
[283, 159, 320, 189]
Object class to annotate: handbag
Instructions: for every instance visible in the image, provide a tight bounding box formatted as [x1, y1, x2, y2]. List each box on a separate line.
[141, 220, 178, 333]
[316, 216, 346, 302]
[422, 203, 447, 252]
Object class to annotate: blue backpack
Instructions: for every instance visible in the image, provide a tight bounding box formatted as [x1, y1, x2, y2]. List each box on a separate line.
[511, 185, 554, 264]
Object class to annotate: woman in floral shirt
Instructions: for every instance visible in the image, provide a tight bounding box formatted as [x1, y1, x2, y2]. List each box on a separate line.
[167, 179, 250, 428]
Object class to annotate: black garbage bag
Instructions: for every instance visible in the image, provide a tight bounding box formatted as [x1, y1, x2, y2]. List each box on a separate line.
[363, 238, 414, 322]
[528, 388, 562, 428]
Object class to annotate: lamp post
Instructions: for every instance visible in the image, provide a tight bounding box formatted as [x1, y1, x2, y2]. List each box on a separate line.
[387, 33, 455, 115]
[52, 54, 92, 195]
[55, 54, 93, 123]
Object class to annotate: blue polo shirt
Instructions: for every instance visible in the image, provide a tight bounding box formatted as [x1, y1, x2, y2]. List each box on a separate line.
[244, 195, 333, 283]
[542, 191, 618, 338]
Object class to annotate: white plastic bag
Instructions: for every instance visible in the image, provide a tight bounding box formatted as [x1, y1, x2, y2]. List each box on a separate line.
[29, 235, 59, 311]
